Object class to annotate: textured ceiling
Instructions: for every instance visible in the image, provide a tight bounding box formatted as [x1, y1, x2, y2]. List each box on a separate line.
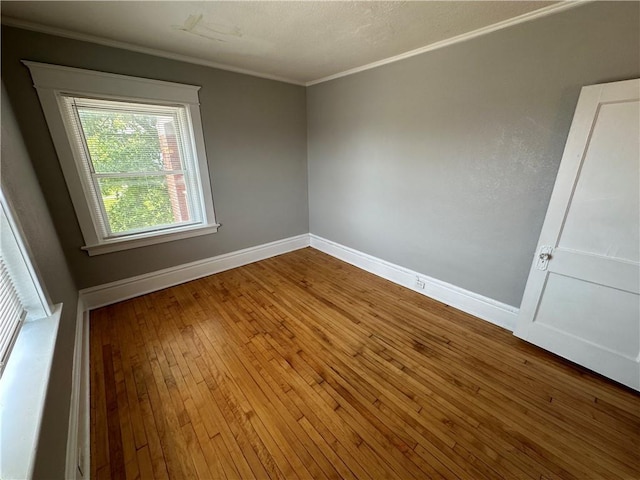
[2, 1, 563, 85]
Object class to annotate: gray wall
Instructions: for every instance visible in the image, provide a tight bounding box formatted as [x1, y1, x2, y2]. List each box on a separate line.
[0, 3, 637, 476]
[307, 1, 640, 307]
[2, 84, 79, 478]
[2, 26, 309, 289]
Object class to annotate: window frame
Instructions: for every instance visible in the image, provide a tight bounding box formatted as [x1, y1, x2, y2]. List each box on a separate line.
[60, 95, 208, 240]
[24, 61, 219, 256]
[0, 192, 52, 376]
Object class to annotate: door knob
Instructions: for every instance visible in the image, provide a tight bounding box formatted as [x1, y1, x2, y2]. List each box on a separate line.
[536, 246, 553, 270]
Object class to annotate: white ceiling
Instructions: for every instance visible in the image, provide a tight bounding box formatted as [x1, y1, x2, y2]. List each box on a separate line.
[2, 1, 569, 85]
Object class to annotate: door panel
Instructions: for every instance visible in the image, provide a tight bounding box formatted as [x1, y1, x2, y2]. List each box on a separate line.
[535, 274, 639, 358]
[550, 248, 639, 294]
[559, 101, 640, 261]
[514, 79, 640, 391]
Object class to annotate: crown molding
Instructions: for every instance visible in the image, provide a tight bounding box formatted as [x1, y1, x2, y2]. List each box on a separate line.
[306, 0, 592, 86]
[1, 16, 305, 86]
[2, 1, 591, 88]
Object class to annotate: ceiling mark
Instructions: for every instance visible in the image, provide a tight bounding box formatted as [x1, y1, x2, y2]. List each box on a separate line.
[172, 14, 243, 43]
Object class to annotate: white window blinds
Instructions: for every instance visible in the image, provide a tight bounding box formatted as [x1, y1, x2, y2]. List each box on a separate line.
[0, 259, 26, 377]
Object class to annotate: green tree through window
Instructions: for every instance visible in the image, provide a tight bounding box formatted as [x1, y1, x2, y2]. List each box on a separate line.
[78, 109, 175, 234]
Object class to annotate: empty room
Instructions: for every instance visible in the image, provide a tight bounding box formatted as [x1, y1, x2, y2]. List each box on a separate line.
[1, 1, 639, 478]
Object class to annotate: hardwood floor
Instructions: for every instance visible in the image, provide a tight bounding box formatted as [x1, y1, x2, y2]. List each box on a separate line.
[90, 248, 640, 479]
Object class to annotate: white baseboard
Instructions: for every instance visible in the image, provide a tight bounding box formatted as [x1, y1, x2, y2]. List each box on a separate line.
[80, 231, 517, 327]
[65, 299, 89, 479]
[309, 234, 519, 331]
[80, 234, 310, 310]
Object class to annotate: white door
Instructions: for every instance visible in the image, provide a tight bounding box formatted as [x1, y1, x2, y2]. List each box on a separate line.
[514, 78, 640, 391]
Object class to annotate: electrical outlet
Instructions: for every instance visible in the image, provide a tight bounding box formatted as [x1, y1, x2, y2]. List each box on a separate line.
[415, 277, 426, 289]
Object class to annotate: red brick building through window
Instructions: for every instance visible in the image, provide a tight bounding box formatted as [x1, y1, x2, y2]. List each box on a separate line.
[158, 119, 190, 223]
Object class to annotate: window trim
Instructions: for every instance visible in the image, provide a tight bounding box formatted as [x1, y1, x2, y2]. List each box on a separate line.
[23, 61, 219, 256]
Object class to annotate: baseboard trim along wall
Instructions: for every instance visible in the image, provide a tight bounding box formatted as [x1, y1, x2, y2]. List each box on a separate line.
[79, 230, 518, 330]
[65, 300, 89, 480]
[309, 234, 519, 331]
[79, 234, 311, 310]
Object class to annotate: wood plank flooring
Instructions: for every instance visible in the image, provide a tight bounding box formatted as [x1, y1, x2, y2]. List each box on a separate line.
[90, 247, 640, 479]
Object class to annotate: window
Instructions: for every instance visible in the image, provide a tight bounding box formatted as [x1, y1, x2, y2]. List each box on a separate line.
[24, 61, 218, 255]
[0, 193, 51, 377]
[0, 190, 59, 480]
[62, 96, 207, 238]
[0, 259, 25, 377]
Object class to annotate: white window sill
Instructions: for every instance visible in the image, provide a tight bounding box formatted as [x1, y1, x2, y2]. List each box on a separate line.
[82, 223, 220, 256]
[0, 304, 62, 480]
